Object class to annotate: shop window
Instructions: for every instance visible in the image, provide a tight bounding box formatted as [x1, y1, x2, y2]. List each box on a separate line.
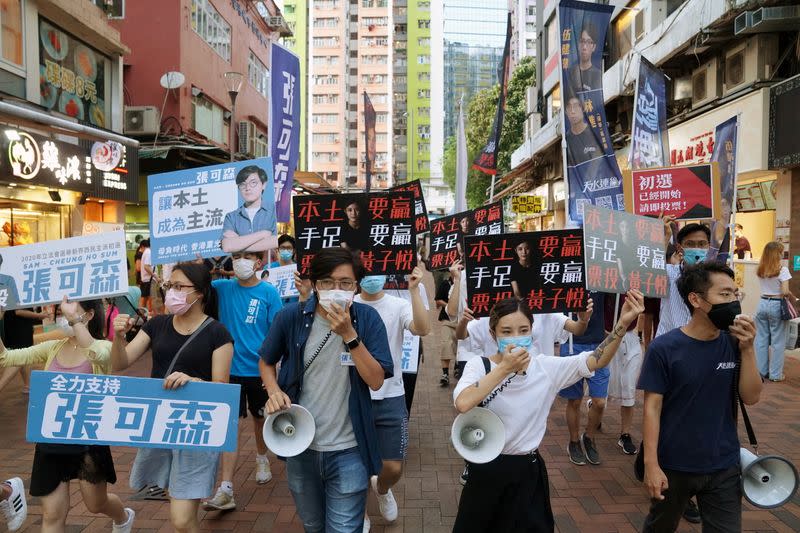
[0, 0, 24, 69]
[0, 202, 70, 246]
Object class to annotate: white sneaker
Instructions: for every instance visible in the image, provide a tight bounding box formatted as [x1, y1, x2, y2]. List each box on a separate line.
[111, 507, 135, 533]
[202, 488, 236, 511]
[363, 514, 371, 532]
[370, 475, 398, 522]
[0, 478, 27, 532]
[256, 456, 272, 484]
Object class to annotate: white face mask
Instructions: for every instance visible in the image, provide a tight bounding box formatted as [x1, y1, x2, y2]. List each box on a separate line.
[318, 289, 354, 313]
[232, 258, 257, 280]
[56, 315, 74, 337]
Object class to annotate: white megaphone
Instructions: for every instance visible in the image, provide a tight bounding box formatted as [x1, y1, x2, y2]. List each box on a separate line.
[740, 448, 798, 509]
[262, 405, 315, 458]
[451, 407, 505, 464]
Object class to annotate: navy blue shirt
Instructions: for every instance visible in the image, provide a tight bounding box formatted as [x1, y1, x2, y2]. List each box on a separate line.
[571, 292, 605, 345]
[637, 328, 740, 474]
[259, 294, 393, 475]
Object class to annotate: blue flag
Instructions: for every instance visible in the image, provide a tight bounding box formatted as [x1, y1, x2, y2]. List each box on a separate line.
[270, 44, 301, 223]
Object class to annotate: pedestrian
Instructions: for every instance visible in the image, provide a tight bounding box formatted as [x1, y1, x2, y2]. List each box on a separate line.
[733, 224, 752, 260]
[0, 477, 27, 531]
[754, 241, 798, 382]
[452, 292, 644, 532]
[354, 268, 431, 528]
[0, 306, 51, 393]
[434, 270, 457, 386]
[639, 262, 761, 532]
[139, 239, 153, 313]
[0, 298, 135, 533]
[203, 251, 283, 512]
[111, 262, 234, 533]
[269, 234, 300, 304]
[259, 247, 393, 533]
[445, 260, 480, 379]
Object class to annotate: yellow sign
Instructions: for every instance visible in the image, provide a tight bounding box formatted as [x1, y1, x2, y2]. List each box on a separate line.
[734, 263, 745, 288]
[511, 195, 546, 214]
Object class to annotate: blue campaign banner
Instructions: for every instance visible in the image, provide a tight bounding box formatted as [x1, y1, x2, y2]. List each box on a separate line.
[630, 56, 669, 170]
[559, 0, 624, 225]
[148, 157, 277, 264]
[270, 43, 301, 223]
[710, 116, 738, 261]
[26, 371, 240, 452]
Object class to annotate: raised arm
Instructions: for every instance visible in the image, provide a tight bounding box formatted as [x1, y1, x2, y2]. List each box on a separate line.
[586, 290, 645, 372]
[407, 266, 431, 336]
[729, 315, 762, 405]
[110, 313, 152, 372]
[455, 307, 474, 340]
[564, 297, 593, 335]
[446, 260, 463, 320]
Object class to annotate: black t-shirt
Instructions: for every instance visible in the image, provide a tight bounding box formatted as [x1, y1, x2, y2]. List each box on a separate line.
[566, 125, 603, 166]
[435, 279, 452, 321]
[572, 292, 606, 345]
[3, 309, 36, 348]
[204, 257, 233, 280]
[142, 315, 233, 381]
[570, 65, 602, 92]
[340, 224, 369, 252]
[510, 261, 536, 300]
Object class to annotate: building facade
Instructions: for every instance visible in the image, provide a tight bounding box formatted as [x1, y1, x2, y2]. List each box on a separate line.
[509, 0, 537, 71]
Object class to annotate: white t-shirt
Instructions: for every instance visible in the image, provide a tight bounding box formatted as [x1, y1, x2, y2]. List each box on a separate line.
[141, 248, 152, 282]
[453, 352, 595, 455]
[532, 313, 570, 357]
[758, 266, 791, 296]
[354, 293, 412, 400]
[467, 317, 497, 356]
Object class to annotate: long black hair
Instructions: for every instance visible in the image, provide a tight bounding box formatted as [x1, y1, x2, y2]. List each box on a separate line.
[173, 262, 219, 320]
[77, 299, 105, 339]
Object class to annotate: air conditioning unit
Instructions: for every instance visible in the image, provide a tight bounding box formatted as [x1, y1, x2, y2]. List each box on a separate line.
[238, 120, 256, 155]
[268, 16, 285, 27]
[123, 106, 159, 135]
[723, 35, 778, 96]
[691, 57, 721, 109]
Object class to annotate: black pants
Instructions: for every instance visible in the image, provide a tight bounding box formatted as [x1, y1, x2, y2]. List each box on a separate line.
[454, 452, 554, 533]
[402, 343, 423, 413]
[643, 465, 741, 533]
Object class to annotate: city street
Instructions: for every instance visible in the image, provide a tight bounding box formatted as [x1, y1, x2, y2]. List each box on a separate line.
[2, 273, 800, 532]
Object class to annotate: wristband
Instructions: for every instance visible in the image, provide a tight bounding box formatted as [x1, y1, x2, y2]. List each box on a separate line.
[68, 312, 87, 327]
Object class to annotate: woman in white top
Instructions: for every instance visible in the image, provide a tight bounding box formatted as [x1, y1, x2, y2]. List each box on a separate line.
[452, 292, 644, 532]
[754, 241, 798, 381]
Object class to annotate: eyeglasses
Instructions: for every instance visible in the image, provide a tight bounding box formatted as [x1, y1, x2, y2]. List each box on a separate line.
[162, 282, 196, 291]
[579, 38, 595, 46]
[317, 279, 357, 291]
[237, 178, 262, 191]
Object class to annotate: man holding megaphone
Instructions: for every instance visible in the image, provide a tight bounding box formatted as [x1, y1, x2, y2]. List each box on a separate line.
[638, 262, 762, 532]
[258, 247, 393, 533]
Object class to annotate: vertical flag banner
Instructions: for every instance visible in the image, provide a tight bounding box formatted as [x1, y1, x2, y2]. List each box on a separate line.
[148, 158, 276, 264]
[559, 0, 624, 224]
[0, 231, 127, 310]
[270, 44, 301, 223]
[428, 202, 504, 270]
[710, 116, 738, 261]
[389, 179, 430, 233]
[464, 231, 586, 318]
[364, 92, 376, 192]
[582, 205, 669, 298]
[472, 13, 512, 175]
[630, 56, 670, 170]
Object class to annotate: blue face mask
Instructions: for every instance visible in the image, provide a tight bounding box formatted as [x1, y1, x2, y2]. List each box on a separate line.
[496, 335, 533, 354]
[683, 248, 707, 265]
[279, 249, 294, 262]
[359, 275, 386, 295]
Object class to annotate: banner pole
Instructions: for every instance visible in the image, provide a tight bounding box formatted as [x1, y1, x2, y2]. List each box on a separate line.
[557, 5, 571, 228]
[729, 113, 741, 268]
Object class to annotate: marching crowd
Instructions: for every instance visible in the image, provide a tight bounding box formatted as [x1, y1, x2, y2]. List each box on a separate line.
[0, 217, 797, 533]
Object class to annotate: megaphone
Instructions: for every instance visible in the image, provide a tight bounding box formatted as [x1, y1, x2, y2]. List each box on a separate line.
[451, 407, 505, 464]
[262, 405, 315, 458]
[740, 448, 798, 509]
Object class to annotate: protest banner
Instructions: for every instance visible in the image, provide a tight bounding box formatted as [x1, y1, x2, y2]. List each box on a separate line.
[463, 230, 586, 318]
[266, 264, 300, 299]
[27, 371, 240, 452]
[0, 231, 127, 310]
[582, 204, 669, 297]
[293, 192, 416, 275]
[148, 157, 277, 264]
[630, 56, 670, 171]
[400, 333, 420, 374]
[389, 179, 430, 234]
[270, 43, 301, 223]
[428, 201, 504, 271]
[625, 163, 718, 220]
[511, 194, 546, 214]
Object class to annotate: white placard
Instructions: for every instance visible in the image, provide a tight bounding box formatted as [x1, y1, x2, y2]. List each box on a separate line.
[266, 264, 300, 299]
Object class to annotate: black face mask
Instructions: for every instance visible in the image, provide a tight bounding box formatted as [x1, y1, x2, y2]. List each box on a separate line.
[705, 299, 741, 331]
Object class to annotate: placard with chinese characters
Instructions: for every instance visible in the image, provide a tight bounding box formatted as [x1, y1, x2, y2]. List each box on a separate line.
[27, 371, 240, 452]
[293, 192, 417, 276]
[266, 264, 300, 299]
[389, 179, 430, 233]
[427, 202, 504, 271]
[148, 158, 276, 264]
[511, 195, 546, 214]
[463, 230, 586, 318]
[0, 231, 127, 310]
[626, 163, 716, 220]
[400, 333, 420, 374]
[582, 205, 669, 297]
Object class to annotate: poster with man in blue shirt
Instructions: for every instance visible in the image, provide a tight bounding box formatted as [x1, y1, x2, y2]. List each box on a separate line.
[220, 165, 278, 253]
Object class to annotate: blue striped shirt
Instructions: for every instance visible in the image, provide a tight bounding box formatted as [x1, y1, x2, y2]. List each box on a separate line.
[655, 264, 691, 338]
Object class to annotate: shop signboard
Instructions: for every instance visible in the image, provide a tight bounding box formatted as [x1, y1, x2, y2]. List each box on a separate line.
[38, 18, 111, 128]
[511, 194, 547, 214]
[0, 230, 127, 310]
[582, 205, 669, 298]
[625, 163, 718, 220]
[27, 371, 240, 452]
[148, 158, 276, 264]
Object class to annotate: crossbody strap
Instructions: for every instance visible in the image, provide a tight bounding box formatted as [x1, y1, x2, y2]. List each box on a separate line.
[733, 349, 758, 450]
[478, 356, 516, 408]
[164, 317, 214, 377]
[284, 329, 334, 397]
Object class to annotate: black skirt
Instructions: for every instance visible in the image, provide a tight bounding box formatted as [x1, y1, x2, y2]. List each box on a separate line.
[453, 451, 555, 533]
[30, 444, 117, 497]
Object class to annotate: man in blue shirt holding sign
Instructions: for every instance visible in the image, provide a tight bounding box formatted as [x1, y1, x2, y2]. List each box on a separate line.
[203, 250, 283, 512]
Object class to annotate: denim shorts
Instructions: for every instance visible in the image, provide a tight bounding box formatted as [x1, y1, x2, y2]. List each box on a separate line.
[372, 395, 409, 461]
[558, 342, 610, 400]
[129, 447, 220, 500]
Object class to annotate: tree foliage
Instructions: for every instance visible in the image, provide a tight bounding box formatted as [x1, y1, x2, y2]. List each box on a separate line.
[441, 56, 536, 209]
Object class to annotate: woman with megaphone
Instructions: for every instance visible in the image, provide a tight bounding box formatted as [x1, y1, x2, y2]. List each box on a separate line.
[452, 290, 645, 532]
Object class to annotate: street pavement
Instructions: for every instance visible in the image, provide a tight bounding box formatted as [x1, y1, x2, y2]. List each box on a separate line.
[2, 274, 799, 532]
